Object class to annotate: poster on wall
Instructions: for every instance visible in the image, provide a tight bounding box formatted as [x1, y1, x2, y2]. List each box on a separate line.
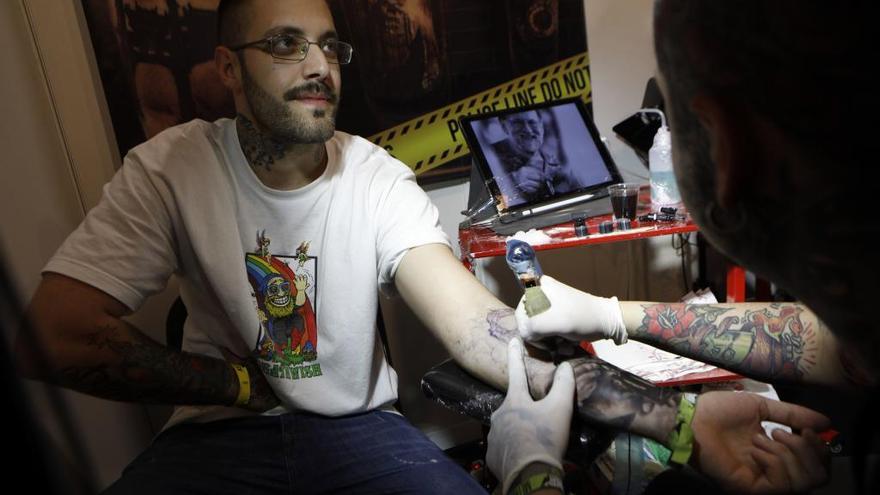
[82, 0, 590, 184]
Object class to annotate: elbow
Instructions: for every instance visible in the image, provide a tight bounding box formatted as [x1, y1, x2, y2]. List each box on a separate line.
[12, 310, 95, 382]
[15, 273, 127, 383]
[12, 319, 53, 381]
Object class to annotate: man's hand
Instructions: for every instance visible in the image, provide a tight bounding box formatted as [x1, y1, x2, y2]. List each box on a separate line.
[691, 391, 830, 494]
[545, 162, 575, 191]
[220, 348, 281, 412]
[515, 275, 628, 345]
[487, 338, 575, 494]
[511, 165, 545, 195]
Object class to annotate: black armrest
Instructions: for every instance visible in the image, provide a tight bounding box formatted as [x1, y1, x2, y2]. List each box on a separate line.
[421, 359, 503, 425]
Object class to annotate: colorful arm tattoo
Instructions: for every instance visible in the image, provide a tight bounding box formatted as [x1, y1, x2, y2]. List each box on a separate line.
[633, 303, 818, 382]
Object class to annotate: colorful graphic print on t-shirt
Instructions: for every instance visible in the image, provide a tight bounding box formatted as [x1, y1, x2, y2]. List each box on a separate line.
[245, 250, 322, 381]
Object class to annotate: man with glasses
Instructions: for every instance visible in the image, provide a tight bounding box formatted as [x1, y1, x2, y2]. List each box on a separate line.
[16, 0, 834, 494]
[493, 110, 576, 205]
[20, 0, 489, 492]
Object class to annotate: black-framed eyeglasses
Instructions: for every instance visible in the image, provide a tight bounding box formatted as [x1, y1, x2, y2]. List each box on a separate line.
[228, 33, 353, 65]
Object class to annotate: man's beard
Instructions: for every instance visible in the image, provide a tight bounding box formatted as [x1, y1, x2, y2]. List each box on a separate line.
[241, 65, 338, 143]
[513, 133, 541, 155]
[266, 297, 295, 319]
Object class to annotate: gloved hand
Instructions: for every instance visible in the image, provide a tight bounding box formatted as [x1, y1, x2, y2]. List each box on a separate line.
[515, 275, 628, 345]
[487, 338, 575, 494]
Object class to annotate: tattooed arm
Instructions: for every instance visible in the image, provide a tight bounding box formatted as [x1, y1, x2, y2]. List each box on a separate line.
[394, 244, 681, 442]
[514, 275, 867, 388]
[15, 273, 279, 411]
[396, 249, 832, 492]
[620, 301, 859, 388]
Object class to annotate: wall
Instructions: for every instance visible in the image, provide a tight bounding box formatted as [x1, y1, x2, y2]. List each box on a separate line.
[1, 0, 179, 489]
[1, 0, 688, 488]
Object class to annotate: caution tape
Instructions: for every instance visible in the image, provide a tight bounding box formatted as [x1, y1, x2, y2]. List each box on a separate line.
[367, 52, 592, 176]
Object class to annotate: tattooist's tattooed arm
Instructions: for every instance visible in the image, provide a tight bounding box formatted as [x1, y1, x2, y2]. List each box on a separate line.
[568, 356, 679, 440]
[621, 301, 859, 388]
[478, 308, 679, 441]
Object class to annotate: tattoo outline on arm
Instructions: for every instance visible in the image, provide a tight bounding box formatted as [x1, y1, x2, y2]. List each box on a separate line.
[486, 308, 517, 342]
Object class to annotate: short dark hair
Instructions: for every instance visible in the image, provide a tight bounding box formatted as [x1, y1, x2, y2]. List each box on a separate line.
[217, 0, 253, 47]
[654, 0, 875, 153]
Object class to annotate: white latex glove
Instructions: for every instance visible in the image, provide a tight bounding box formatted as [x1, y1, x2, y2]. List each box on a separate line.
[487, 338, 575, 494]
[515, 275, 628, 345]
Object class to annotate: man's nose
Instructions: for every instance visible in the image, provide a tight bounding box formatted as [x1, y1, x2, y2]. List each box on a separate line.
[301, 44, 331, 80]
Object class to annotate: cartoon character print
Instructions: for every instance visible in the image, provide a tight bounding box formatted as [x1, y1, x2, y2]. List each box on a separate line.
[246, 235, 318, 370]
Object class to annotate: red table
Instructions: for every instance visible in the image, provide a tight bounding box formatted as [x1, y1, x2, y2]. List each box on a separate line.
[458, 185, 743, 385]
[459, 186, 747, 303]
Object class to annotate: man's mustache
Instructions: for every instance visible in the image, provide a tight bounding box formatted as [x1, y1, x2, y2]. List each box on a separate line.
[284, 82, 338, 104]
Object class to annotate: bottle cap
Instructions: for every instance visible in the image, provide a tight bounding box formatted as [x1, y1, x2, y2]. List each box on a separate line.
[574, 217, 588, 237]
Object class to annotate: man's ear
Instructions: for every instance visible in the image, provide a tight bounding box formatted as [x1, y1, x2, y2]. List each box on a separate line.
[214, 46, 242, 92]
[689, 93, 755, 209]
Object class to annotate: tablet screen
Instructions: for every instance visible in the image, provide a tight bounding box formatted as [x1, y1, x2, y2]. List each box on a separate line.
[460, 98, 621, 212]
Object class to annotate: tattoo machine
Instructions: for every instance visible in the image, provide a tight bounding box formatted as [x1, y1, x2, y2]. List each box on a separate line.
[505, 240, 551, 316]
[505, 240, 578, 361]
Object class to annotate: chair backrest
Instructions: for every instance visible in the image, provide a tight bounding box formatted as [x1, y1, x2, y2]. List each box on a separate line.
[165, 296, 187, 351]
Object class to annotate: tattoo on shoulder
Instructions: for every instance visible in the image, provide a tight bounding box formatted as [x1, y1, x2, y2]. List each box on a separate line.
[637, 303, 818, 381]
[236, 114, 291, 171]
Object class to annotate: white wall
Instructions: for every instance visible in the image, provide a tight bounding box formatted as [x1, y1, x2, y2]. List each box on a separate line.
[1, 0, 690, 486]
[1, 0, 178, 489]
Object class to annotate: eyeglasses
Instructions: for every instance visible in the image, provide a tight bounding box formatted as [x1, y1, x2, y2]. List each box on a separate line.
[267, 281, 290, 295]
[229, 33, 353, 65]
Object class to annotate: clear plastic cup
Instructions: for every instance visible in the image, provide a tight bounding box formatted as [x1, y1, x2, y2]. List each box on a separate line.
[607, 183, 640, 221]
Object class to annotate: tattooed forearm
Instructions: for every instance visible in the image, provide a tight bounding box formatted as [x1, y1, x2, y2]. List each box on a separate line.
[569, 356, 680, 441]
[631, 303, 818, 382]
[54, 324, 239, 406]
[478, 308, 680, 442]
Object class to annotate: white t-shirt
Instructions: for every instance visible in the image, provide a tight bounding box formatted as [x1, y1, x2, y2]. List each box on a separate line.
[45, 118, 450, 428]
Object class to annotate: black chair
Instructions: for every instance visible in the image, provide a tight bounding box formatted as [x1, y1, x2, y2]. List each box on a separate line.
[165, 296, 187, 351]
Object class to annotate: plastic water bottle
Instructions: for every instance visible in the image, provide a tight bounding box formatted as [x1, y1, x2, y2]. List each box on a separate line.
[643, 109, 680, 207]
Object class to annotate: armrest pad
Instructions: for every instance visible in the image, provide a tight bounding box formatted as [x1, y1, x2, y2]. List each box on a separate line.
[421, 359, 504, 424]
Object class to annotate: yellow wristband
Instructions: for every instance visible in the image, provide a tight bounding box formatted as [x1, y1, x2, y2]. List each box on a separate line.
[509, 464, 564, 495]
[231, 364, 250, 407]
[667, 392, 697, 465]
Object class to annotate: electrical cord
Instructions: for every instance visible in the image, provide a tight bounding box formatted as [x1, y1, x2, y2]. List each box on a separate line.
[672, 233, 697, 293]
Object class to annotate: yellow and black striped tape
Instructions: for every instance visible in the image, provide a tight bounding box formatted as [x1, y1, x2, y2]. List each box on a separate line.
[368, 52, 591, 176]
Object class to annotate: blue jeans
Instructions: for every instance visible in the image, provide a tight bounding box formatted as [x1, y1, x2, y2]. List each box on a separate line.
[102, 410, 486, 494]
